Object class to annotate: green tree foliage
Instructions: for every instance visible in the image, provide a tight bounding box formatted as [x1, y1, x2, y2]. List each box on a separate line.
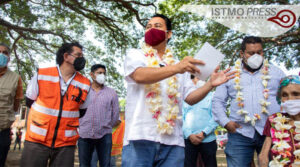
[0, 0, 299, 98]
[0, 0, 156, 97]
[159, 0, 300, 69]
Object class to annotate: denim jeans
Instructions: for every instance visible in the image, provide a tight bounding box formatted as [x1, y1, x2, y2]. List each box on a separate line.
[184, 139, 217, 167]
[78, 134, 112, 167]
[122, 140, 184, 167]
[225, 131, 265, 167]
[91, 150, 117, 167]
[0, 128, 11, 167]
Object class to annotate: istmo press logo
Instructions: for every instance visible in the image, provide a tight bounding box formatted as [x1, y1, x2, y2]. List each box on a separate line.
[180, 5, 300, 37]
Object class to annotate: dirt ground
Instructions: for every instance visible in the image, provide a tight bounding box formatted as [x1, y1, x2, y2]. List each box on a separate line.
[5, 142, 257, 167]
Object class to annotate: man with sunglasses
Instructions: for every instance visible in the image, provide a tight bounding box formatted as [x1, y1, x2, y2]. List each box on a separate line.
[0, 43, 23, 167]
[21, 42, 91, 167]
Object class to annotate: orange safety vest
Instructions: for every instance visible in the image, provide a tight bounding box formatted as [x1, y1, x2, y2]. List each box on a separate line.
[111, 120, 125, 156]
[25, 67, 90, 148]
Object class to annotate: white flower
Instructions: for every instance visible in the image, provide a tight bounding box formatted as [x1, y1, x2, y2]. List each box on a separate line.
[269, 155, 289, 167]
[294, 149, 300, 157]
[262, 80, 268, 87]
[261, 106, 269, 114]
[251, 118, 257, 126]
[244, 115, 251, 123]
[237, 109, 248, 115]
[272, 140, 291, 151]
[274, 131, 290, 139]
[261, 75, 271, 80]
[273, 116, 290, 123]
[294, 134, 300, 141]
[234, 78, 240, 84]
[260, 100, 271, 107]
[294, 121, 300, 128]
[274, 122, 292, 131]
[234, 85, 242, 90]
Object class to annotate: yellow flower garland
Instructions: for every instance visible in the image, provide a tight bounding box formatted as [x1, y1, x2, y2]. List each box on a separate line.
[234, 59, 271, 126]
[141, 43, 180, 135]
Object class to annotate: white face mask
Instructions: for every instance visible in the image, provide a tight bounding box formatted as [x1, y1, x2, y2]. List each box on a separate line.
[95, 74, 105, 85]
[246, 54, 263, 69]
[281, 99, 300, 116]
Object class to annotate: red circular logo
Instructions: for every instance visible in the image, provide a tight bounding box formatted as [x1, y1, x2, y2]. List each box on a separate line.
[267, 9, 296, 28]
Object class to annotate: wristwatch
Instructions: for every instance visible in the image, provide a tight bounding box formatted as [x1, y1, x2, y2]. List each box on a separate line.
[202, 131, 207, 138]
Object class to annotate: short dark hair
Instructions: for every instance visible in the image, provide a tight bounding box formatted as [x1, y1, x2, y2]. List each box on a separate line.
[241, 36, 263, 52]
[91, 64, 106, 73]
[151, 14, 172, 31]
[56, 42, 83, 66]
[0, 43, 11, 55]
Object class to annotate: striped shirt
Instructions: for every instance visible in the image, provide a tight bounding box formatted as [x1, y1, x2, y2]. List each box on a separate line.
[79, 86, 120, 139]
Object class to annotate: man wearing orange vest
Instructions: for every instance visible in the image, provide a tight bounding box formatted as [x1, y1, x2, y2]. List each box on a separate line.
[21, 42, 91, 167]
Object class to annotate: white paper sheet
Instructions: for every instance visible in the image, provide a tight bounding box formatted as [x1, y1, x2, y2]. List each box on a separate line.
[193, 42, 225, 81]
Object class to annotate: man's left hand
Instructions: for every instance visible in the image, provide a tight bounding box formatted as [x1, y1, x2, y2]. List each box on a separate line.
[196, 132, 205, 141]
[210, 66, 236, 87]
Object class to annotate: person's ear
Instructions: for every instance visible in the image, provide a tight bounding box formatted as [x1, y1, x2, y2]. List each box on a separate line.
[90, 72, 94, 79]
[63, 53, 69, 61]
[239, 50, 244, 59]
[167, 30, 172, 40]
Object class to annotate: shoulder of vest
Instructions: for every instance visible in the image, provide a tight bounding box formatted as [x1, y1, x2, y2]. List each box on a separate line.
[38, 67, 58, 76]
[75, 72, 90, 85]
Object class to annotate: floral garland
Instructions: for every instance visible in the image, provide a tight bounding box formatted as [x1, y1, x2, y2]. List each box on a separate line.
[234, 59, 271, 126]
[269, 113, 300, 167]
[141, 43, 180, 135]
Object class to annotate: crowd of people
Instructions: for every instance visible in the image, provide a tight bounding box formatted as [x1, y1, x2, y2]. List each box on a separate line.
[0, 13, 299, 167]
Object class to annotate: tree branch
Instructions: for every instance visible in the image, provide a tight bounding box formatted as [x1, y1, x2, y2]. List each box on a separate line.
[0, 18, 69, 42]
[0, 0, 13, 6]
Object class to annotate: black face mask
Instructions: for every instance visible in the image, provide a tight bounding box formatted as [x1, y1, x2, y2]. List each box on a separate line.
[242, 59, 263, 73]
[73, 57, 86, 71]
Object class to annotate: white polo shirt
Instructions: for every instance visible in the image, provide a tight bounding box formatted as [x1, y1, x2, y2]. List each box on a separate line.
[124, 48, 195, 147]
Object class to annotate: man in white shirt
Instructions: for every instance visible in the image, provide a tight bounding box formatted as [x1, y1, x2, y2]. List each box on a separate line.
[122, 14, 235, 167]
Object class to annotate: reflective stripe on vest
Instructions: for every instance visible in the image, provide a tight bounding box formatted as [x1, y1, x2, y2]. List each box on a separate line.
[38, 75, 59, 82]
[71, 80, 89, 92]
[30, 124, 47, 136]
[32, 103, 79, 118]
[65, 130, 77, 137]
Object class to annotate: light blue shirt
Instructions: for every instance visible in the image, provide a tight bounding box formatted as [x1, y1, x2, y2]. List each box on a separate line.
[212, 64, 285, 139]
[182, 92, 218, 143]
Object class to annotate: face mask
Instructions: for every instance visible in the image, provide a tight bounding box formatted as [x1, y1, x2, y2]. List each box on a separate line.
[96, 74, 105, 85]
[246, 54, 263, 70]
[145, 28, 166, 46]
[196, 80, 205, 88]
[0, 53, 8, 68]
[73, 57, 86, 71]
[281, 99, 300, 116]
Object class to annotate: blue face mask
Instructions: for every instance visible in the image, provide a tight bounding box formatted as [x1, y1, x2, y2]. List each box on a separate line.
[0, 53, 8, 67]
